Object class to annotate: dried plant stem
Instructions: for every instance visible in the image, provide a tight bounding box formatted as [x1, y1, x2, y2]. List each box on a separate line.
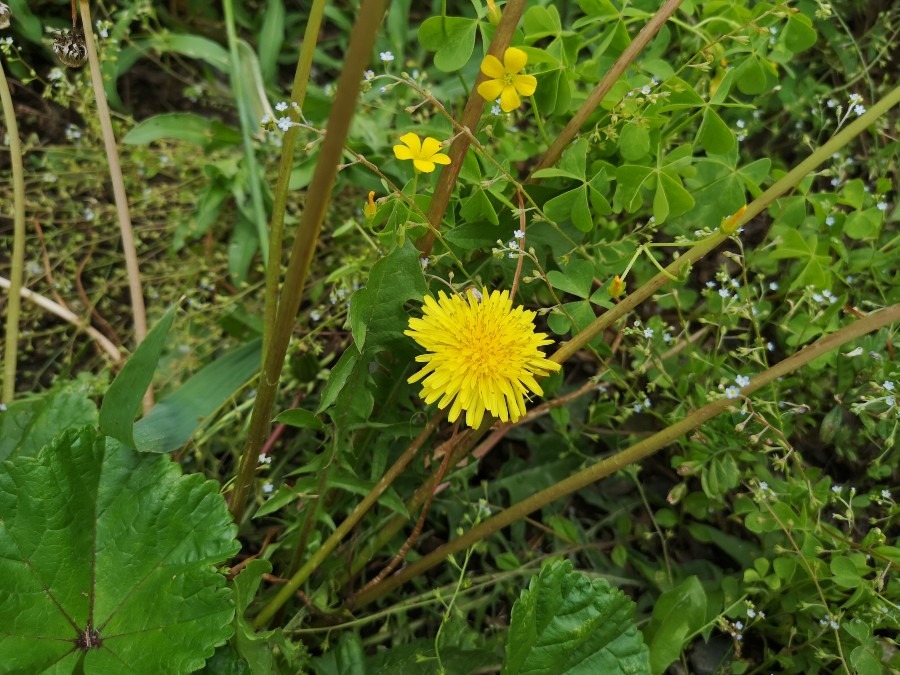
[0, 276, 121, 362]
[417, 0, 527, 257]
[78, 1, 148, 405]
[230, 0, 390, 526]
[532, 0, 686, 175]
[0, 59, 25, 402]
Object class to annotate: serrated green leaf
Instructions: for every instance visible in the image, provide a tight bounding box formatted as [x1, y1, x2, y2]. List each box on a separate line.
[349, 242, 426, 354]
[418, 16, 477, 72]
[99, 304, 179, 448]
[132, 340, 262, 453]
[0, 426, 238, 673]
[503, 560, 650, 674]
[0, 379, 97, 462]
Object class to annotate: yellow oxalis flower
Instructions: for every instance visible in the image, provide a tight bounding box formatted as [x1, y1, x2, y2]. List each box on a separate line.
[405, 287, 561, 429]
[392, 132, 452, 173]
[476, 47, 537, 112]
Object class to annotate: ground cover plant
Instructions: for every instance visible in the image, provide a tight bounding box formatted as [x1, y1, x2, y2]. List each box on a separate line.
[0, 0, 898, 673]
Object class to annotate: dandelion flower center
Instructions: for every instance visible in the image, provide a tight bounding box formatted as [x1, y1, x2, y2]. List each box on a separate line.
[405, 288, 561, 429]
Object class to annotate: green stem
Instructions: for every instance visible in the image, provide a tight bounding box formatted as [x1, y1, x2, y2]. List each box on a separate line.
[229, 0, 390, 526]
[0, 58, 25, 403]
[78, 0, 149, 407]
[252, 412, 442, 628]
[353, 302, 900, 607]
[222, 0, 269, 271]
[263, 0, 327, 362]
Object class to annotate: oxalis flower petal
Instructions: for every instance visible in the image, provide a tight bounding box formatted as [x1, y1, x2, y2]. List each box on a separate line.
[405, 288, 561, 428]
[393, 132, 450, 174]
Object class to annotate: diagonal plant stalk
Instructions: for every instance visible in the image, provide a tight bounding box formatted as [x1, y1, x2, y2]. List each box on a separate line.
[352, 301, 900, 607]
[530, 0, 685, 175]
[222, 0, 269, 267]
[323, 83, 900, 600]
[229, 0, 390, 526]
[0, 57, 25, 402]
[78, 0, 148, 407]
[417, 0, 526, 257]
[262, 0, 327, 362]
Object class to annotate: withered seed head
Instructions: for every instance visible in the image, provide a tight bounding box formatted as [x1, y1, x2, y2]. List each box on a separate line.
[53, 28, 87, 68]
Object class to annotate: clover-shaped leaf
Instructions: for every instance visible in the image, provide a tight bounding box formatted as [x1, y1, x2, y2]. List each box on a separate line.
[0, 426, 239, 674]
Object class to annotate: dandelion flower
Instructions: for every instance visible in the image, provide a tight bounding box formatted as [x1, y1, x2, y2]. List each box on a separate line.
[477, 47, 537, 112]
[393, 132, 451, 173]
[405, 288, 561, 428]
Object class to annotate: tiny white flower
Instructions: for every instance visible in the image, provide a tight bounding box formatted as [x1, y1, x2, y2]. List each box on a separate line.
[830, 178, 840, 187]
[747, 608, 756, 618]
[725, 386, 740, 399]
[277, 116, 293, 131]
[49, 68, 64, 81]
[275, 101, 288, 111]
[643, 328, 654, 339]
[260, 113, 271, 125]
[513, 229, 525, 239]
[769, 282, 779, 291]
[258, 453, 272, 465]
[881, 489, 891, 499]
[643, 397, 651, 408]
[731, 279, 740, 288]
[825, 216, 835, 226]
[812, 292, 824, 303]
[853, 104, 866, 116]
[887, 396, 896, 407]
[491, 104, 502, 115]
[364, 69, 375, 80]
[736, 119, 746, 129]
[718, 288, 731, 298]
[641, 85, 651, 95]
[380, 51, 394, 62]
[767, 342, 775, 352]
[826, 98, 836, 108]
[735, 621, 744, 630]
[262, 481, 274, 494]
[706, 281, 717, 288]
[420, 257, 429, 269]
[663, 332, 672, 343]
[849, 93, 862, 103]
[633, 403, 643, 413]
[736, 375, 750, 387]
[310, 310, 321, 322]
[884, 381, 896, 391]
[83, 208, 95, 221]
[876, 201, 888, 211]
[832, 485, 842, 493]
[830, 620, 840, 630]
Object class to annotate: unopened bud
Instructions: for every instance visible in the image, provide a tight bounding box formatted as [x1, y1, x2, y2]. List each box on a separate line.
[486, 0, 501, 25]
[364, 191, 377, 220]
[609, 275, 626, 297]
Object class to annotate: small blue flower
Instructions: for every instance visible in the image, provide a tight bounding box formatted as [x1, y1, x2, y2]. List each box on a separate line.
[736, 375, 750, 387]
[884, 381, 896, 391]
[380, 51, 395, 62]
[643, 328, 654, 339]
[725, 386, 740, 399]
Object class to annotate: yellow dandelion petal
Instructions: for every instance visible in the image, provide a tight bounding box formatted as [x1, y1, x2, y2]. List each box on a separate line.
[405, 287, 562, 429]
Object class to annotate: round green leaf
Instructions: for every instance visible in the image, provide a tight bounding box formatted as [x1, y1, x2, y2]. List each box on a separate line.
[417, 16, 478, 72]
[0, 427, 239, 674]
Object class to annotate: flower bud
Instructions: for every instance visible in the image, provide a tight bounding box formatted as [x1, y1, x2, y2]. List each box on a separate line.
[609, 275, 626, 297]
[364, 191, 377, 220]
